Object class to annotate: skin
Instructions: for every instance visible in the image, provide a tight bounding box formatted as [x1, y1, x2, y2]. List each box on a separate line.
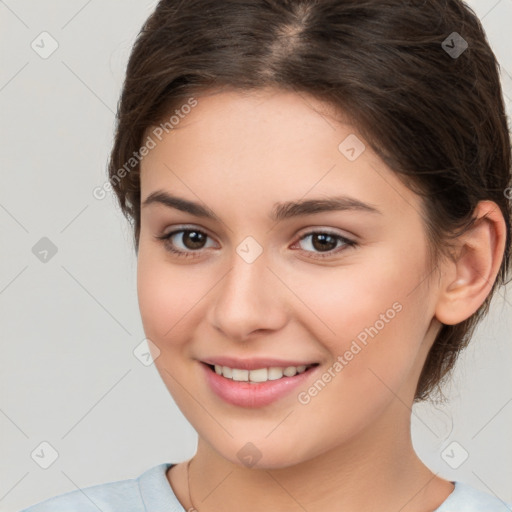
[136, 87, 506, 512]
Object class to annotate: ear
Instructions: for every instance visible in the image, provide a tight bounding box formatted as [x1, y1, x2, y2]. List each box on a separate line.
[434, 200, 507, 326]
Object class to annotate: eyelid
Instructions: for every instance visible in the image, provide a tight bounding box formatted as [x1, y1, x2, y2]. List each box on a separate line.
[295, 225, 355, 240]
[155, 224, 357, 259]
[161, 224, 211, 239]
[291, 229, 357, 258]
[155, 224, 218, 257]
[159, 224, 355, 242]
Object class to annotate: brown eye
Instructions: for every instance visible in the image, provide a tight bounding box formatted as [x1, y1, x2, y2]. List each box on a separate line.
[294, 230, 357, 259]
[310, 233, 338, 252]
[179, 230, 207, 249]
[155, 228, 216, 258]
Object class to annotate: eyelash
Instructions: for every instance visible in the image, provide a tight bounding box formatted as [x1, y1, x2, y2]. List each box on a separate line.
[155, 227, 357, 260]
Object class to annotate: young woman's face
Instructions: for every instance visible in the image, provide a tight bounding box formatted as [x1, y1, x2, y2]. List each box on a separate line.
[137, 88, 443, 468]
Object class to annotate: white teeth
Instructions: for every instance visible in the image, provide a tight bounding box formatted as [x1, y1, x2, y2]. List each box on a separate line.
[211, 364, 313, 382]
[249, 368, 268, 382]
[267, 367, 283, 380]
[283, 366, 297, 377]
[231, 369, 249, 381]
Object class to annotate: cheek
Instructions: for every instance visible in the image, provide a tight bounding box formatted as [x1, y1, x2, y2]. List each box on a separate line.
[137, 258, 172, 343]
[288, 247, 429, 393]
[288, 255, 413, 339]
[136, 243, 210, 347]
[136, 248, 204, 406]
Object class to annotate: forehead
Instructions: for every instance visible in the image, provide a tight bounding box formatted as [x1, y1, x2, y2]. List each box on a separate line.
[139, 88, 423, 221]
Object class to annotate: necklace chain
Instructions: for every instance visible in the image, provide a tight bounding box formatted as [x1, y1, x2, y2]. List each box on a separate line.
[186, 458, 199, 512]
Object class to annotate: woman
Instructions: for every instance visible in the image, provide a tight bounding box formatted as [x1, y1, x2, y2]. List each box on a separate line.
[22, 0, 511, 510]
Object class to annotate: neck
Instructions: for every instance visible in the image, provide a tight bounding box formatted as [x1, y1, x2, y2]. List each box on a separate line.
[186, 402, 452, 512]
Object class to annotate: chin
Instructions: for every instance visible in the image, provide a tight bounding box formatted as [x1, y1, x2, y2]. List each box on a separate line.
[204, 434, 325, 471]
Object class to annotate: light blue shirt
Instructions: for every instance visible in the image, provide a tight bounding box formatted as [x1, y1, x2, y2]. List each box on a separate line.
[20, 462, 512, 512]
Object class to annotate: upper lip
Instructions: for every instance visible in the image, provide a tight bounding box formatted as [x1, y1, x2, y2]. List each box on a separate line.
[200, 356, 319, 370]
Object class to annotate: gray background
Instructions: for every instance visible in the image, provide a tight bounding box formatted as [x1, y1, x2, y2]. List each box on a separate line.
[1, 1, 511, 510]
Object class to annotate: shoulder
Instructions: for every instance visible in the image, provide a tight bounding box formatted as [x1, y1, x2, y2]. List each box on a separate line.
[436, 481, 512, 512]
[19, 462, 179, 512]
[19, 478, 138, 512]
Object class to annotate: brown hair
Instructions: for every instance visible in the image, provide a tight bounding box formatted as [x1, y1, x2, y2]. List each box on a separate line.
[107, 0, 512, 401]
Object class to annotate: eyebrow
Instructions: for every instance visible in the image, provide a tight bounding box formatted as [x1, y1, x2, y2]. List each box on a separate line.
[141, 190, 382, 222]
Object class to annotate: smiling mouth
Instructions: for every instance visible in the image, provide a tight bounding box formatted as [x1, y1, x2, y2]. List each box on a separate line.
[203, 362, 319, 384]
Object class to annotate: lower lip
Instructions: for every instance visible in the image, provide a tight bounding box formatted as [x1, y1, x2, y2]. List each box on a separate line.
[201, 363, 318, 408]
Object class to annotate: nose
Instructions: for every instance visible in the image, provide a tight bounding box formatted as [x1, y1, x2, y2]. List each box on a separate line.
[208, 248, 288, 341]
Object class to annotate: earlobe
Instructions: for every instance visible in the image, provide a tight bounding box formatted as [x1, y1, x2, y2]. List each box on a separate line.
[434, 200, 506, 326]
